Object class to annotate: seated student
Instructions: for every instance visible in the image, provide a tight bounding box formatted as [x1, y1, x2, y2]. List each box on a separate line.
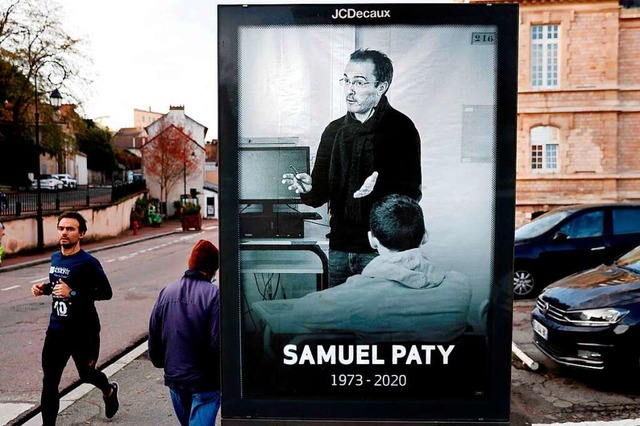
[253, 194, 472, 343]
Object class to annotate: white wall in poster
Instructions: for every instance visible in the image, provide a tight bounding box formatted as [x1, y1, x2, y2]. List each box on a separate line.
[239, 25, 497, 329]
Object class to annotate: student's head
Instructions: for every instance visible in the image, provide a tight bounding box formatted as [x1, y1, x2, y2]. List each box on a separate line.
[368, 194, 426, 253]
[188, 239, 220, 281]
[342, 49, 393, 118]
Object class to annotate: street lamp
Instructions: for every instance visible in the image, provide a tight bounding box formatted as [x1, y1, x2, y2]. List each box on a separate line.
[183, 151, 196, 200]
[34, 77, 63, 252]
[50, 89, 62, 109]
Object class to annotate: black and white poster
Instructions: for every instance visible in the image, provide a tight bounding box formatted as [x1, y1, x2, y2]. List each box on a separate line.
[219, 3, 518, 424]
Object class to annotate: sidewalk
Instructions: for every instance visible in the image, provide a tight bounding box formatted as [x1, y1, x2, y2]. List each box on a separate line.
[2, 217, 218, 426]
[4, 218, 535, 426]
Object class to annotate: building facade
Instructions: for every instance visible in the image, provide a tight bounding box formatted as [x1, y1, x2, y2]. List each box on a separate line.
[143, 106, 208, 217]
[473, 0, 640, 227]
[134, 108, 164, 129]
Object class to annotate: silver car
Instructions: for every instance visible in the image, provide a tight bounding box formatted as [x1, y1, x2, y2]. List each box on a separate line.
[52, 173, 77, 189]
[31, 174, 64, 190]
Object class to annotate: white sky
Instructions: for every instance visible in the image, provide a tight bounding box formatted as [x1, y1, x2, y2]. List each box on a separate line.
[62, 0, 218, 137]
[61, 0, 454, 139]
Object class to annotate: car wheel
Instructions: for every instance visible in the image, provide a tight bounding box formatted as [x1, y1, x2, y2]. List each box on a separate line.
[513, 268, 536, 298]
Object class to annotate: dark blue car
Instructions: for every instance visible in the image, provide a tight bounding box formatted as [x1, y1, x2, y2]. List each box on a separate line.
[513, 203, 640, 298]
[531, 244, 640, 371]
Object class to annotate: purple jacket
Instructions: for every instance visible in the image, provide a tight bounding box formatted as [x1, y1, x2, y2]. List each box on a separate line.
[148, 269, 220, 392]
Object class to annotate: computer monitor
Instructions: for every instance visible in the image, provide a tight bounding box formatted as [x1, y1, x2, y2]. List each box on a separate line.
[239, 145, 310, 207]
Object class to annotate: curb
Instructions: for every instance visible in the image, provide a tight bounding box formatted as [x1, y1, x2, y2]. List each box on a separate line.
[5, 229, 181, 425]
[19, 340, 150, 426]
[0, 229, 181, 273]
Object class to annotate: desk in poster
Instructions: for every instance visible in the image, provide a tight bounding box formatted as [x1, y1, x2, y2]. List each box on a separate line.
[240, 239, 329, 291]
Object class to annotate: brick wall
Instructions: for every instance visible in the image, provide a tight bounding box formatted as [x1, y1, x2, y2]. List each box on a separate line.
[619, 8, 640, 86]
[618, 113, 640, 173]
[566, 112, 617, 173]
[467, 0, 640, 229]
[566, 6, 619, 86]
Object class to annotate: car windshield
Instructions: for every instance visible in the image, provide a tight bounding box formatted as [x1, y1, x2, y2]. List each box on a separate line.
[515, 210, 574, 240]
[616, 245, 640, 274]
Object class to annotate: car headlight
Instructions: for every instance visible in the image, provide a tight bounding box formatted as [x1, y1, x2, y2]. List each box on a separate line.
[564, 308, 629, 326]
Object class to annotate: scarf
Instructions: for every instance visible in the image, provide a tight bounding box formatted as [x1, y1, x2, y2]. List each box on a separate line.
[328, 96, 389, 223]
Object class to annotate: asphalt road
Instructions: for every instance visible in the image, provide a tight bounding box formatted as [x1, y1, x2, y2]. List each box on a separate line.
[3, 225, 640, 425]
[0, 225, 219, 415]
[511, 300, 640, 424]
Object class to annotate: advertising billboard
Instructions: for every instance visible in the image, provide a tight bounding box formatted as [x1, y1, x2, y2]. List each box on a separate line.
[219, 3, 518, 424]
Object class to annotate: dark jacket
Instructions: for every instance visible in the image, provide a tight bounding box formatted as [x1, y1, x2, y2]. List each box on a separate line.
[148, 269, 220, 392]
[301, 95, 422, 252]
[46, 249, 112, 333]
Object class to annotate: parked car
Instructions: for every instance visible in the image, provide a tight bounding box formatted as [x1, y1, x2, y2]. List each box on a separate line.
[31, 174, 64, 191]
[531, 244, 640, 371]
[52, 173, 77, 189]
[514, 203, 640, 298]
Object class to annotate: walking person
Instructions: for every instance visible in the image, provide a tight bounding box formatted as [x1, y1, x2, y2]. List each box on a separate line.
[148, 239, 221, 426]
[31, 211, 119, 425]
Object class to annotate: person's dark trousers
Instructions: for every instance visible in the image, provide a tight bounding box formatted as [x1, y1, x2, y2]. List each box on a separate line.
[328, 249, 378, 287]
[41, 329, 111, 425]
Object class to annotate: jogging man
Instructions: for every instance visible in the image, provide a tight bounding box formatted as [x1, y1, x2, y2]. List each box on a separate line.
[31, 211, 119, 425]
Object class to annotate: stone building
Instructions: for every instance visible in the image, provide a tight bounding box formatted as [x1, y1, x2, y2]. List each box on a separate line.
[472, 0, 640, 227]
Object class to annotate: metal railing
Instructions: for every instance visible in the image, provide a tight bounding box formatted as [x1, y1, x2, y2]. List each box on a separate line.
[0, 180, 146, 217]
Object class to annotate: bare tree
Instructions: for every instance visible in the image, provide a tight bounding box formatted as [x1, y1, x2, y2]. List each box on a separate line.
[0, 0, 91, 184]
[2, 0, 90, 116]
[0, 0, 21, 48]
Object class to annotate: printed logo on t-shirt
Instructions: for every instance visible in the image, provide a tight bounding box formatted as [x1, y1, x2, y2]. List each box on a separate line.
[50, 266, 70, 276]
[53, 300, 68, 317]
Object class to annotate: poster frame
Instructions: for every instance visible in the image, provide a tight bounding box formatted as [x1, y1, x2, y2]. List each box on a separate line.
[219, 3, 518, 424]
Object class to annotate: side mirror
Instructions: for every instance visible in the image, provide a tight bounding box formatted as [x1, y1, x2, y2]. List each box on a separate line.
[552, 231, 568, 242]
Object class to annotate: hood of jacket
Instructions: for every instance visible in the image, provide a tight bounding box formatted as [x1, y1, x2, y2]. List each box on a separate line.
[361, 245, 445, 290]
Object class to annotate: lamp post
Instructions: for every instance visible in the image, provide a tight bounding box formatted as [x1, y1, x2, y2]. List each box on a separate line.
[183, 151, 196, 200]
[34, 72, 44, 253]
[34, 79, 63, 253]
[50, 89, 63, 172]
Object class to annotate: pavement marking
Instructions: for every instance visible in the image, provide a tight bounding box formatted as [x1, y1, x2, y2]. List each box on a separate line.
[203, 225, 218, 230]
[534, 420, 640, 425]
[30, 277, 48, 284]
[1, 285, 21, 291]
[21, 341, 149, 426]
[99, 232, 204, 264]
[0, 403, 35, 425]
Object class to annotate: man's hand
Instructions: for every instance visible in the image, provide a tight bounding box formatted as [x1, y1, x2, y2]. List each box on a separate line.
[282, 172, 312, 194]
[353, 171, 379, 198]
[52, 279, 73, 299]
[31, 282, 49, 297]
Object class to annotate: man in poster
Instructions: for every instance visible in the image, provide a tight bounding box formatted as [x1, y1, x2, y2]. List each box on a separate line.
[283, 49, 422, 288]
